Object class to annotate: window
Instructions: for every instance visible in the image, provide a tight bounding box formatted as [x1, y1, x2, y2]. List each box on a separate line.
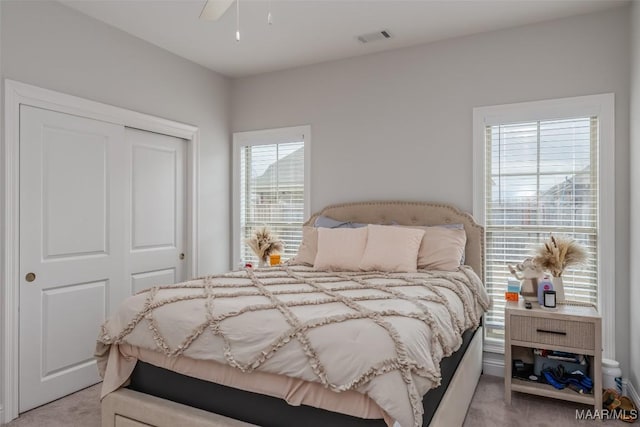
[473, 94, 615, 357]
[233, 126, 310, 266]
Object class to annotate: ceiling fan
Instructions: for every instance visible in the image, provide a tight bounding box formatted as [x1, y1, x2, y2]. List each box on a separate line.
[200, 0, 272, 41]
[199, 0, 236, 21]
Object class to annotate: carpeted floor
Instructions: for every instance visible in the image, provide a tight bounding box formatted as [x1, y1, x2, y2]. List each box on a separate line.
[3, 384, 101, 427]
[2, 375, 631, 427]
[464, 375, 625, 427]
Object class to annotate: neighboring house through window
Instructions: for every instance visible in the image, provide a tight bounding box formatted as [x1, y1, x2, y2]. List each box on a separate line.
[233, 126, 311, 266]
[473, 94, 615, 358]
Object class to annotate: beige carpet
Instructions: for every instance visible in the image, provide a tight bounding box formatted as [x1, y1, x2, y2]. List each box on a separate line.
[3, 384, 101, 427]
[2, 375, 631, 427]
[464, 376, 625, 427]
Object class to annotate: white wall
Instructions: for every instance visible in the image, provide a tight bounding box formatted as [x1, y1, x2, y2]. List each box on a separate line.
[629, 0, 640, 399]
[232, 6, 631, 373]
[0, 1, 230, 419]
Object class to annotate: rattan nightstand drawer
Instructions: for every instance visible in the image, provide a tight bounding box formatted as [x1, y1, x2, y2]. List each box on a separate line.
[510, 315, 595, 350]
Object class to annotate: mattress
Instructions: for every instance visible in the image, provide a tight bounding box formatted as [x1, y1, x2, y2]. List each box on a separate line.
[126, 327, 477, 427]
[97, 266, 490, 427]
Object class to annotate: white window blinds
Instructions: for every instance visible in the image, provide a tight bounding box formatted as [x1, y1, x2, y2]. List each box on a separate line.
[484, 117, 599, 341]
[239, 141, 306, 264]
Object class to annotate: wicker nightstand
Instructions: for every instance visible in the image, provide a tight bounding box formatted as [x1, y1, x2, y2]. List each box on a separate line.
[504, 300, 602, 411]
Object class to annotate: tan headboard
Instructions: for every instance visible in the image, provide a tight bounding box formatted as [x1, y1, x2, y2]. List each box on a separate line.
[304, 201, 484, 281]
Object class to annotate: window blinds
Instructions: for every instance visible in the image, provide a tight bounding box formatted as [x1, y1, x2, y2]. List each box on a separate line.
[484, 117, 599, 341]
[239, 141, 305, 264]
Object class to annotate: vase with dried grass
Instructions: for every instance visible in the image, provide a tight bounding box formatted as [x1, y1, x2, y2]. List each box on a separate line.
[533, 235, 587, 302]
[245, 226, 284, 267]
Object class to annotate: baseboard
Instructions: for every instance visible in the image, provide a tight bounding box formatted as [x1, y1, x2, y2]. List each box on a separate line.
[482, 351, 505, 377]
[628, 380, 640, 408]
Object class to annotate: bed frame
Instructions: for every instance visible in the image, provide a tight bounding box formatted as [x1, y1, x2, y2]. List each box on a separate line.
[102, 201, 485, 427]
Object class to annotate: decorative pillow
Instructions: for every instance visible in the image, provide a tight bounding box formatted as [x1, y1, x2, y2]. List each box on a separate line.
[290, 226, 318, 265]
[314, 227, 368, 271]
[433, 223, 465, 263]
[406, 226, 467, 271]
[359, 225, 424, 273]
[314, 215, 368, 229]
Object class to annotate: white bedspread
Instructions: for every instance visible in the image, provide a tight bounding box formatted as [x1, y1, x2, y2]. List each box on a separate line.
[96, 265, 490, 427]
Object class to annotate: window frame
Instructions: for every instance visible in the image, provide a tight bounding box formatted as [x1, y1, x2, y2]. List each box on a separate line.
[472, 94, 615, 359]
[232, 125, 311, 269]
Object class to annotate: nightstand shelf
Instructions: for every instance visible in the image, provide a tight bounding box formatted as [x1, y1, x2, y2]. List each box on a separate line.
[504, 300, 602, 411]
[509, 340, 596, 356]
[511, 378, 595, 405]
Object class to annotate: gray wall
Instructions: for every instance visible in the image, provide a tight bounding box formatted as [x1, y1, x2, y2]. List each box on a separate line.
[629, 0, 640, 396]
[0, 0, 231, 276]
[232, 6, 631, 375]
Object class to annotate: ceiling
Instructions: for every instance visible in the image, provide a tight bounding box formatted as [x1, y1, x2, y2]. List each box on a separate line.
[60, 0, 628, 78]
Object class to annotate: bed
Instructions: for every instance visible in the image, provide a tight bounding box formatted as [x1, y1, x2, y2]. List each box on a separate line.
[98, 201, 489, 427]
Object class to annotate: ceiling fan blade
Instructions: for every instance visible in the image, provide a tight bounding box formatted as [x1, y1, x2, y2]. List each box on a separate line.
[199, 0, 235, 21]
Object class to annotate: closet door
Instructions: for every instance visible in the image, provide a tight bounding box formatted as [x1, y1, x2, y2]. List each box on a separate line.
[19, 105, 127, 411]
[125, 128, 187, 294]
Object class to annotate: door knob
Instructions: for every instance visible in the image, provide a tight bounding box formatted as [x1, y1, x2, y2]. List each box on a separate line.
[25, 272, 36, 282]
[179, 253, 185, 260]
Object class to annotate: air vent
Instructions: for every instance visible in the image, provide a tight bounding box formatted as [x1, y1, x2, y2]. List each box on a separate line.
[357, 29, 392, 44]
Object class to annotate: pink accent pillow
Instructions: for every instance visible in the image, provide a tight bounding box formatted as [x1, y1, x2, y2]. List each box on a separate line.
[359, 225, 424, 272]
[314, 227, 368, 271]
[291, 226, 318, 265]
[403, 226, 466, 271]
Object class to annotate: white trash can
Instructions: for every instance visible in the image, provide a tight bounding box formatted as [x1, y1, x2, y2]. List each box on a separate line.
[602, 358, 622, 393]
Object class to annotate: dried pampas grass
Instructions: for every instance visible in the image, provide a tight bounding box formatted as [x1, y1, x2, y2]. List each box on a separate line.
[245, 226, 284, 263]
[533, 234, 586, 277]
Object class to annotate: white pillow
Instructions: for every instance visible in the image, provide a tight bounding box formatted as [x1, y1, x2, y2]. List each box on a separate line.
[291, 226, 318, 265]
[314, 227, 368, 271]
[402, 226, 466, 271]
[360, 225, 425, 273]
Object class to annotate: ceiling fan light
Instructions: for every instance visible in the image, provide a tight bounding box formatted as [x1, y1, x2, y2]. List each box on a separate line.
[235, 0, 240, 42]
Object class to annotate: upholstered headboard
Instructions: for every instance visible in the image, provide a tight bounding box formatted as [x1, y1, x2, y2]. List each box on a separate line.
[304, 201, 484, 281]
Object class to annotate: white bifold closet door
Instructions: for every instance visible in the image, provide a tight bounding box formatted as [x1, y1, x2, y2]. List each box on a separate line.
[19, 106, 187, 412]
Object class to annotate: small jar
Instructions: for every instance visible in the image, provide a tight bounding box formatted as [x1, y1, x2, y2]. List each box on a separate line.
[602, 358, 623, 393]
[269, 254, 281, 266]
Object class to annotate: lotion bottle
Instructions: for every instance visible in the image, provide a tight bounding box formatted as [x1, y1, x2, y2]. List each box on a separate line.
[537, 276, 554, 306]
